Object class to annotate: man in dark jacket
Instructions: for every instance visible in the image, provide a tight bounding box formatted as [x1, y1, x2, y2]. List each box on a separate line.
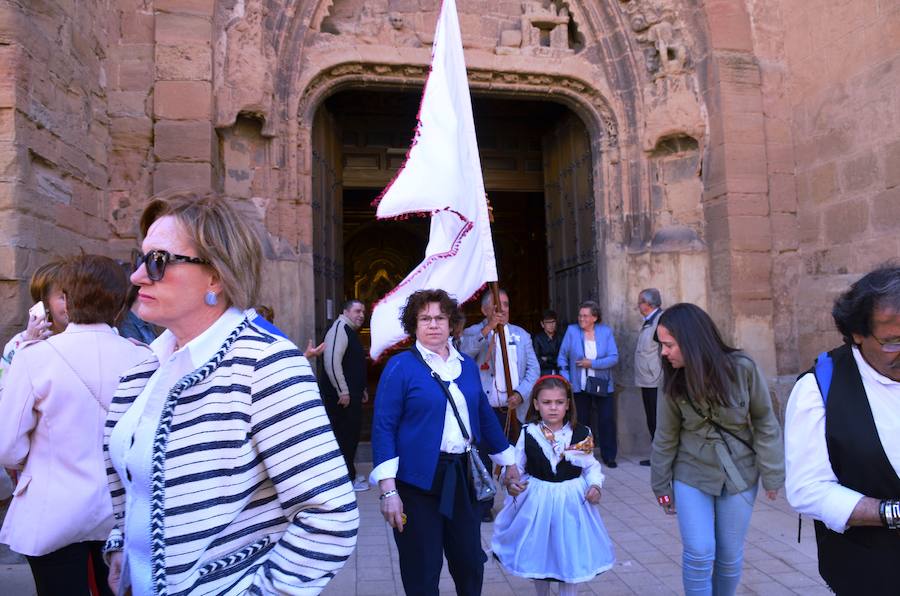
[321, 299, 369, 491]
[533, 309, 562, 376]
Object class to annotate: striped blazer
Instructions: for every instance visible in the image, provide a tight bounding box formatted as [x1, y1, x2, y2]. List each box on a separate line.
[103, 319, 358, 596]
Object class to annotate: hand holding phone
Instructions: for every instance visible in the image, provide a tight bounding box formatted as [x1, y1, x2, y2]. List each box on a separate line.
[28, 302, 46, 320]
[24, 302, 52, 341]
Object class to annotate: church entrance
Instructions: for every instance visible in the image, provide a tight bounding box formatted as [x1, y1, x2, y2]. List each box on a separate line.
[311, 88, 600, 439]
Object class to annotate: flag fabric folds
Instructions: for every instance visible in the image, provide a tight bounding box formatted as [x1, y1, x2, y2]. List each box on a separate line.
[369, 0, 497, 359]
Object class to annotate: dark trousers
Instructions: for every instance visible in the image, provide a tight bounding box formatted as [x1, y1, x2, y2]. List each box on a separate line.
[25, 540, 113, 596]
[395, 455, 486, 596]
[323, 394, 363, 480]
[641, 386, 658, 440]
[574, 391, 617, 462]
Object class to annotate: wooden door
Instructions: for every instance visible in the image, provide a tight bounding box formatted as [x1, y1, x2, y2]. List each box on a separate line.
[311, 105, 344, 341]
[543, 112, 598, 325]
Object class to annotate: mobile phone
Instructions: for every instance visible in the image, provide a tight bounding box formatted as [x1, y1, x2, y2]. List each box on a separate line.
[28, 301, 46, 320]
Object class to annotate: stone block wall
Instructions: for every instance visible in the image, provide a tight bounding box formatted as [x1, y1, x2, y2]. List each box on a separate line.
[0, 0, 114, 342]
[778, 0, 900, 370]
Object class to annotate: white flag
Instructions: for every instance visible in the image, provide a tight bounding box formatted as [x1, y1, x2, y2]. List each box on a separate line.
[369, 0, 497, 359]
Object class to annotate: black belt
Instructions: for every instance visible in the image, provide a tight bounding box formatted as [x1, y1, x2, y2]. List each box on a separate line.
[492, 406, 509, 413]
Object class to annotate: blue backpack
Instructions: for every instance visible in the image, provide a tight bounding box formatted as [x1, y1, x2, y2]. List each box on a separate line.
[813, 351, 834, 405]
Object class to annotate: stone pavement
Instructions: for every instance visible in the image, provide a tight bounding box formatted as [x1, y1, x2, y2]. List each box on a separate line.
[0, 457, 831, 596]
[324, 458, 831, 596]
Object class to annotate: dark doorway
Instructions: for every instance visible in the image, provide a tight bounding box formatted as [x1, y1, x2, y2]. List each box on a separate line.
[311, 89, 597, 440]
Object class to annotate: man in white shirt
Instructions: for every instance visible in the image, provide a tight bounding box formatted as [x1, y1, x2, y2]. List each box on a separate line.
[459, 289, 539, 521]
[459, 289, 540, 431]
[784, 265, 900, 596]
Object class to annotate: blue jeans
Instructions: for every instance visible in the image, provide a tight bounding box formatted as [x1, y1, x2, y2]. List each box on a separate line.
[673, 480, 758, 596]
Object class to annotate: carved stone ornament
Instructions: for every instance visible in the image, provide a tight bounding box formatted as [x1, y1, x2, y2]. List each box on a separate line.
[497, 0, 577, 56]
[215, 0, 278, 131]
[618, 0, 688, 78]
[316, 0, 423, 47]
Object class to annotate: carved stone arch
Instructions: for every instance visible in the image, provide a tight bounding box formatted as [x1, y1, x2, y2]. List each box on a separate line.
[295, 62, 620, 152]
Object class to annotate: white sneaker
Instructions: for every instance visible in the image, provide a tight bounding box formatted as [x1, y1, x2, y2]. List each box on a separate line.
[352, 476, 370, 492]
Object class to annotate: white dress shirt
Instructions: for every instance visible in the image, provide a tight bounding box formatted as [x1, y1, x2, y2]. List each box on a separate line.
[785, 346, 900, 532]
[581, 338, 597, 388]
[486, 332, 520, 408]
[370, 340, 515, 483]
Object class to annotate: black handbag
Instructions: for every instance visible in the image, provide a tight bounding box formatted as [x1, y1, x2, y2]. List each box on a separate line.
[584, 372, 611, 397]
[408, 349, 497, 502]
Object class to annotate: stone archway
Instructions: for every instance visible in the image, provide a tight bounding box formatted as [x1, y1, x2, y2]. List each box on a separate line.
[295, 64, 621, 333]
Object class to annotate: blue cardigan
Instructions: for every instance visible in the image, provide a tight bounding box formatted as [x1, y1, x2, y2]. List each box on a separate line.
[371, 349, 511, 490]
[557, 323, 619, 393]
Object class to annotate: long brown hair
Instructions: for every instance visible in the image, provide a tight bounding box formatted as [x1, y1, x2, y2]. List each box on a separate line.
[657, 303, 739, 407]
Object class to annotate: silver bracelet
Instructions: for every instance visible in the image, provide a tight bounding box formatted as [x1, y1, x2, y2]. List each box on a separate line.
[379, 489, 398, 501]
[888, 500, 900, 530]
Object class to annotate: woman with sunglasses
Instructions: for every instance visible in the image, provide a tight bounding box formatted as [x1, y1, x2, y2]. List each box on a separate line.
[650, 303, 784, 596]
[103, 191, 358, 596]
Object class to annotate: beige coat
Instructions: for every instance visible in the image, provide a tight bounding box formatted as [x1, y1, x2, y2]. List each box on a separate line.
[0, 323, 149, 556]
[634, 309, 662, 387]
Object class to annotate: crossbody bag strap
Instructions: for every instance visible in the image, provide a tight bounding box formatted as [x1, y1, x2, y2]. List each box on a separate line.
[407, 347, 471, 442]
[683, 392, 755, 454]
[44, 341, 107, 412]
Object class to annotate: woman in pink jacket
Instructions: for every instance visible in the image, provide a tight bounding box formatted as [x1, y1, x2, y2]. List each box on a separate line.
[0, 255, 150, 596]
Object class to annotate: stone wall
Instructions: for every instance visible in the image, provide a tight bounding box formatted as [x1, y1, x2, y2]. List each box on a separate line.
[766, 0, 900, 392]
[0, 0, 114, 342]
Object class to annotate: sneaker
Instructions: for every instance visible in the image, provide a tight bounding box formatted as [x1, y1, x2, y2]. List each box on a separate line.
[352, 476, 370, 492]
[639, 459, 651, 467]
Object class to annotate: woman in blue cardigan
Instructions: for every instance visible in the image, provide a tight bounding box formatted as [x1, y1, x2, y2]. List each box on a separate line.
[558, 300, 620, 466]
[371, 288, 520, 596]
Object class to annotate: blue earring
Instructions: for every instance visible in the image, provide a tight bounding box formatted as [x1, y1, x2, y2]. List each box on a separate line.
[205, 291, 218, 306]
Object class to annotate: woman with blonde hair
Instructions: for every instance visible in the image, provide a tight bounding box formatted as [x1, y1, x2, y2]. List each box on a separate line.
[104, 191, 357, 595]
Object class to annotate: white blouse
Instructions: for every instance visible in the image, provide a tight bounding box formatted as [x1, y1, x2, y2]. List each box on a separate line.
[108, 308, 245, 596]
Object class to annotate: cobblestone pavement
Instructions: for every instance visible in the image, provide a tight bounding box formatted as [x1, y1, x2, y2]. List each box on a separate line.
[0, 458, 831, 595]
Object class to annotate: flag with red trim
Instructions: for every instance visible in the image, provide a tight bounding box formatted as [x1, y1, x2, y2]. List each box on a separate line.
[369, 0, 497, 359]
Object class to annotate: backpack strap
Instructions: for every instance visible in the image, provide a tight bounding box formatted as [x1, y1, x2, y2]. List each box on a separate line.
[813, 351, 834, 406]
[798, 349, 835, 544]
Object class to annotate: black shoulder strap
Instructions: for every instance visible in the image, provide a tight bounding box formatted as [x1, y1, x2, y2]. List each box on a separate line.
[683, 392, 756, 454]
[407, 347, 471, 442]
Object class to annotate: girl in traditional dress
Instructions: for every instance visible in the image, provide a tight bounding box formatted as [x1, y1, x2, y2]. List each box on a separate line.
[491, 375, 615, 595]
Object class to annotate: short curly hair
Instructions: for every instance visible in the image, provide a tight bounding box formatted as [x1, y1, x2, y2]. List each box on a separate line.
[400, 289, 464, 338]
[832, 263, 900, 344]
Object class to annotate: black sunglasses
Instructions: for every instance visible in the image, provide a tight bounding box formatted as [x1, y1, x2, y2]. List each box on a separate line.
[132, 249, 211, 282]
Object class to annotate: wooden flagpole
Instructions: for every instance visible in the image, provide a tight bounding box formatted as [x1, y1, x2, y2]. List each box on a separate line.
[486, 199, 519, 445]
